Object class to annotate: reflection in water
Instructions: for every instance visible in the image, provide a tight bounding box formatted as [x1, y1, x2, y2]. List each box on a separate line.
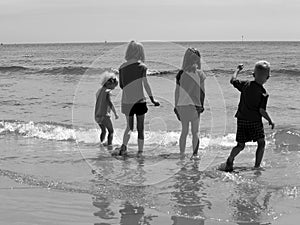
[92, 153, 157, 225]
[171, 215, 204, 225]
[91, 146, 148, 186]
[229, 172, 273, 224]
[119, 201, 157, 225]
[170, 162, 211, 224]
[93, 195, 116, 220]
[120, 202, 144, 225]
[116, 158, 158, 225]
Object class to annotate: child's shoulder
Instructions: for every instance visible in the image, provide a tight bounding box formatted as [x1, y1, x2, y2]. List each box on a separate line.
[119, 62, 128, 70]
[137, 61, 147, 70]
[232, 78, 250, 84]
[119, 60, 147, 70]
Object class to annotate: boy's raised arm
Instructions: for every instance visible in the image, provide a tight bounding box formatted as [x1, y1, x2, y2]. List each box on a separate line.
[230, 64, 244, 84]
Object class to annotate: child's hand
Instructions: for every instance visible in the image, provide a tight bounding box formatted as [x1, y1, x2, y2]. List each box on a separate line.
[269, 121, 275, 129]
[237, 64, 244, 71]
[153, 101, 160, 107]
[115, 114, 119, 120]
[150, 96, 160, 106]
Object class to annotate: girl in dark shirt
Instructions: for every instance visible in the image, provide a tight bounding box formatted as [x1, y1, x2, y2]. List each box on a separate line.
[114, 41, 159, 156]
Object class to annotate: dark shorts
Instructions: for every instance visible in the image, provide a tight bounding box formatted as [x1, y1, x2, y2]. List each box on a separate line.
[122, 102, 148, 116]
[236, 119, 265, 143]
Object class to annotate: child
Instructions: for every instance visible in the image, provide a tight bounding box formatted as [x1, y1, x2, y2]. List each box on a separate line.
[174, 48, 206, 158]
[114, 40, 160, 156]
[95, 71, 119, 147]
[220, 61, 275, 172]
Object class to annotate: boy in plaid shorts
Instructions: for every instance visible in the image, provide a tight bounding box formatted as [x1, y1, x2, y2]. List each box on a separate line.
[220, 61, 275, 172]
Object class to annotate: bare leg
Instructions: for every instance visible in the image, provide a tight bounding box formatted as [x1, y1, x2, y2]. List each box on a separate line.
[228, 142, 245, 163]
[255, 138, 265, 168]
[179, 120, 189, 155]
[219, 142, 247, 171]
[191, 118, 200, 155]
[136, 114, 145, 154]
[122, 116, 134, 148]
[99, 124, 106, 143]
[101, 117, 114, 145]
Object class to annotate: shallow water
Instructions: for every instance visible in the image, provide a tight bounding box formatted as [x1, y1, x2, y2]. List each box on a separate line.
[1, 42, 300, 224]
[1, 133, 300, 224]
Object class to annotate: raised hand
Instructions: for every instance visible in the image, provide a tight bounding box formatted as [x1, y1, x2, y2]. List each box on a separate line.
[237, 64, 244, 71]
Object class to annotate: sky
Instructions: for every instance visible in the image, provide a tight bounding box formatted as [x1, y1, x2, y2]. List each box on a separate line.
[0, 0, 299, 43]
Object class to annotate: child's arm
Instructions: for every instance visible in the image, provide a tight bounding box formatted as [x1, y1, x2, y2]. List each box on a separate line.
[259, 108, 275, 129]
[95, 90, 102, 122]
[230, 64, 244, 84]
[199, 71, 206, 108]
[174, 70, 183, 107]
[173, 84, 181, 120]
[174, 83, 179, 107]
[107, 93, 119, 119]
[143, 76, 160, 106]
[118, 71, 123, 89]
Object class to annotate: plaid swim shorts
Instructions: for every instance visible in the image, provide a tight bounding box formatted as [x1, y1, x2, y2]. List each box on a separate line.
[236, 119, 265, 143]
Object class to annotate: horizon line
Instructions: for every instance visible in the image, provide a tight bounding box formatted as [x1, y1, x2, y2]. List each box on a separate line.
[1, 40, 299, 45]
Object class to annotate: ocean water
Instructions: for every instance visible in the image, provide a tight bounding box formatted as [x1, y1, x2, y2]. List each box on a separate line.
[1, 41, 300, 225]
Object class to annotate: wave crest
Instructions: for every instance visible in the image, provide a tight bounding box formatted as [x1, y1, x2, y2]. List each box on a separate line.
[2, 120, 299, 151]
[1, 65, 300, 77]
[0, 120, 236, 148]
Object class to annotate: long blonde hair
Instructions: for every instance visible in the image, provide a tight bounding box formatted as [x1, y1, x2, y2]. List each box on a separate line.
[181, 47, 201, 72]
[125, 40, 145, 62]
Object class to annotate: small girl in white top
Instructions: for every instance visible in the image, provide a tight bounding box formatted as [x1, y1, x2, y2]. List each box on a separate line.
[174, 48, 206, 158]
[95, 72, 119, 147]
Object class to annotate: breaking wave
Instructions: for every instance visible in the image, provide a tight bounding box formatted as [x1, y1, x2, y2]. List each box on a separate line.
[1, 66, 300, 77]
[1, 120, 299, 150]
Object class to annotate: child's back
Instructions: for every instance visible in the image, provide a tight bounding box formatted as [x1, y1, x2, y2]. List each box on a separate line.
[231, 79, 268, 122]
[95, 87, 111, 123]
[219, 61, 274, 172]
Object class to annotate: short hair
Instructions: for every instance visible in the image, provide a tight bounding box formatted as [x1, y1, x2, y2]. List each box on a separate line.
[181, 48, 201, 72]
[125, 40, 145, 62]
[254, 60, 270, 76]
